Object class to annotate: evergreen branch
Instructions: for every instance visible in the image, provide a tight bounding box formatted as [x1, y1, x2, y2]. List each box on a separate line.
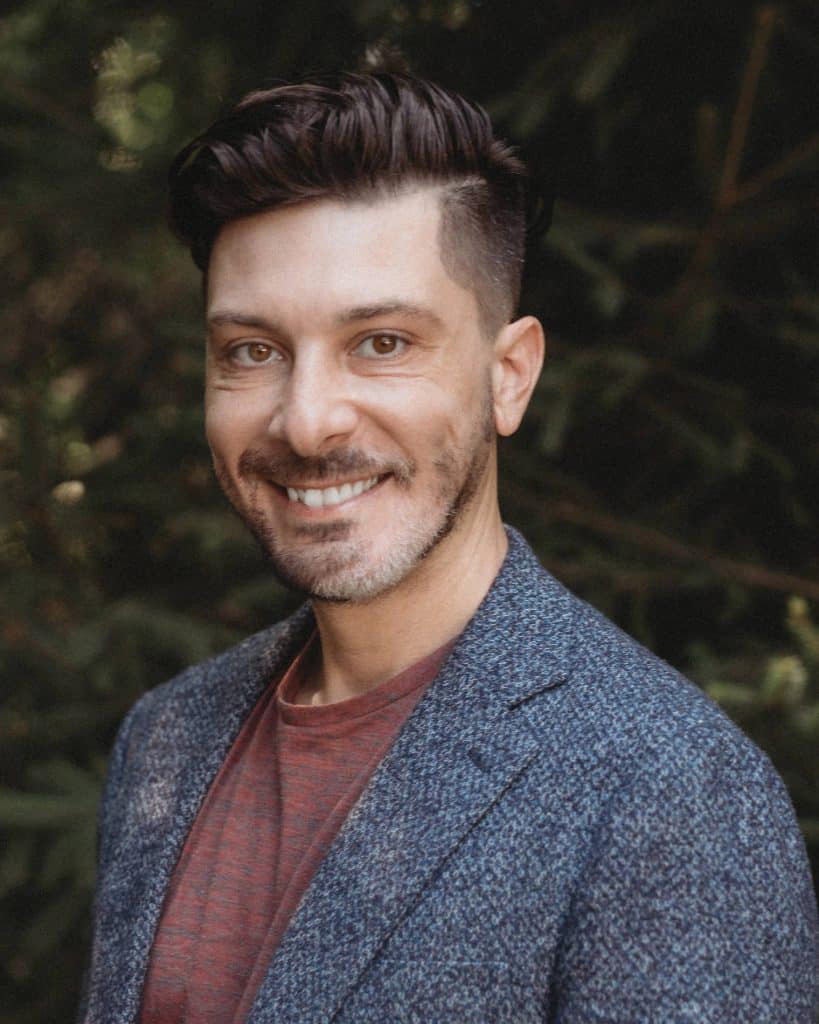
[733, 131, 819, 205]
[554, 196, 816, 253]
[717, 5, 779, 209]
[0, 791, 94, 829]
[659, 7, 780, 316]
[540, 498, 819, 601]
[544, 332, 819, 426]
[544, 559, 692, 594]
[1, 75, 93, 137]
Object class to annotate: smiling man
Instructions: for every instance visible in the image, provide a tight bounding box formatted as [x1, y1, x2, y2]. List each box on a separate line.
[204, 190, 516, 620]
[80, 73, 818, 1023]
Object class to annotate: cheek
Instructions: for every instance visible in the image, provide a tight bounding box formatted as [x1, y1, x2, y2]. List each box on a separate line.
[204, 389, 268, 455]
[204, 400, 234, 456]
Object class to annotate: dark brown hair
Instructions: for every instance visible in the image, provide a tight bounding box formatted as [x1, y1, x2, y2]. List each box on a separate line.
[168, 72, 531, 333]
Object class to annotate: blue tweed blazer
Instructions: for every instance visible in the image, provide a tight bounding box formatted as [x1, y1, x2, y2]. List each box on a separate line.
[81, 528, 818, 1022]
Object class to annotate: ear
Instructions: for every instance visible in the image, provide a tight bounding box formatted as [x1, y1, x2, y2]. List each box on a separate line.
[491, 316, 545, 437]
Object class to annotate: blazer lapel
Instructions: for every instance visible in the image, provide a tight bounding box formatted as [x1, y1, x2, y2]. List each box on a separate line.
[86, 607, 314, 1024]
[248, 528, 576, 1023]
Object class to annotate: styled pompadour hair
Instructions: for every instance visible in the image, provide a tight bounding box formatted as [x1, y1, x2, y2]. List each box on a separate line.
[168, 71, 536, 334]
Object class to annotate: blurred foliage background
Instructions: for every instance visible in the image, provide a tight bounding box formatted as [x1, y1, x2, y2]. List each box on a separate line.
[1, 0, 818, 1019]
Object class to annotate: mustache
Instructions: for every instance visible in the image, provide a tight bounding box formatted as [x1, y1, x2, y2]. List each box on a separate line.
[237, 447, 416, 486]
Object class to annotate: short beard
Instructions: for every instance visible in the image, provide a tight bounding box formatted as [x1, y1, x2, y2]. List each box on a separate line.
[214, 389, 495, 604]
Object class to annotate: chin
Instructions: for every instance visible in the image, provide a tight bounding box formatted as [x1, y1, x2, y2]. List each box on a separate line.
[254, 506, 456, 604]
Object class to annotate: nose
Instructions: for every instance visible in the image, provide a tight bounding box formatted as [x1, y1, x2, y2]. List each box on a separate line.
[268, 351, 359, 456]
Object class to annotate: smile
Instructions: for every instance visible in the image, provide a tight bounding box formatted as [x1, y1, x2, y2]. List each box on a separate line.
[284, 475, 381, 509]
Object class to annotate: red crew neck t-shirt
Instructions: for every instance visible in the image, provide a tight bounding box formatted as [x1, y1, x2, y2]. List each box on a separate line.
[139, 636, 454, 1024]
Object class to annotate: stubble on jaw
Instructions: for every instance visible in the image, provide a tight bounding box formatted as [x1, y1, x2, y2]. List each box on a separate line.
[212, 448, 414, 599]
[212, 385, 496, 604]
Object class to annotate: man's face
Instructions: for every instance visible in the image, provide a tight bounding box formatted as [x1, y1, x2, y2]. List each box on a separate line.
[205, 188, 500, 602]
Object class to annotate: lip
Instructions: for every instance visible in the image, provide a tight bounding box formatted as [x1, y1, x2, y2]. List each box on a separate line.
[276, 474, 381, 492]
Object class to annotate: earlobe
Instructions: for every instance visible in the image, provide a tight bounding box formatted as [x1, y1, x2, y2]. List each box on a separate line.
[492, 316, 545, 437]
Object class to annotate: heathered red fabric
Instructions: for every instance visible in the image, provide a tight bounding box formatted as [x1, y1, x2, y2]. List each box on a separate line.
[139, 635, 453, 1024]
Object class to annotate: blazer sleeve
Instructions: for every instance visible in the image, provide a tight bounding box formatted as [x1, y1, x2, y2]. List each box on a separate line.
[550, 741, 819, 1023]
[76, 694, 151, 1023]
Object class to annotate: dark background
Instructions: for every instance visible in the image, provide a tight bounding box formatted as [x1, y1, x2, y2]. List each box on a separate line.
[2, 1, 818, 1019]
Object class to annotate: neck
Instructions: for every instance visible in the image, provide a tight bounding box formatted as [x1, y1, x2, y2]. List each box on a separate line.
[302, 502, 507, 705]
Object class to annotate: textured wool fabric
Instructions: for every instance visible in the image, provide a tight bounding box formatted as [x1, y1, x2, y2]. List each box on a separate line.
[79, 528, 819, 1023]
[138, 635, 451, 1023]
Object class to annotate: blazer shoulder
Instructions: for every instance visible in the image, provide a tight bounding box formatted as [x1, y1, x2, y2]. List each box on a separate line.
[103, 604, 313, 795]
[518, 568, 817, 919]
[492, 530, 763, 770]
[96, 605, 313, 862]
[127, 603, 313, 722]
[516, 555, 780, 787]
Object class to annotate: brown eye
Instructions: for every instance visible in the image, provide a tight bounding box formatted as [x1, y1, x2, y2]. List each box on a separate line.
[356, 334, 407, 359]
[247, 342, 272, 362]
[231, 341, 280, 367]
[372, 335, 397, 354]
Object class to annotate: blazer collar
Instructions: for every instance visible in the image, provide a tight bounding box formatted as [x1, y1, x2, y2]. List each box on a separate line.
[453, 525, 577, 708]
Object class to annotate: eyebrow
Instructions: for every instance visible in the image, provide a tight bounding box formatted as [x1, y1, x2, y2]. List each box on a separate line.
[334, 301, 445, 330]
[207, 311, 284, 333]
[206, 300, 445, 334]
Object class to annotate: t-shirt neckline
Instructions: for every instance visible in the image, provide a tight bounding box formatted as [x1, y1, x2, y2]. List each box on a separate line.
[276, 633, 458, 726]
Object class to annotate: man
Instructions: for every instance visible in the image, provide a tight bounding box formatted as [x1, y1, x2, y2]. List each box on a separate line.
[80, 72, 818, 1022]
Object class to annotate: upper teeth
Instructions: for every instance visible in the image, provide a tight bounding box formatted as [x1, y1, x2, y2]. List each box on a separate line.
[286, 476, 379, 509]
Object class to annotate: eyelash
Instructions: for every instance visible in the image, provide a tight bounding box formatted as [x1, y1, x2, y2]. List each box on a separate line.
[225, 333, 409, 367]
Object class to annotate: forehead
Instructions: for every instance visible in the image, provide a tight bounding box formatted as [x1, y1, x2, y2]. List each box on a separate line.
[206, 189, 478, 327]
